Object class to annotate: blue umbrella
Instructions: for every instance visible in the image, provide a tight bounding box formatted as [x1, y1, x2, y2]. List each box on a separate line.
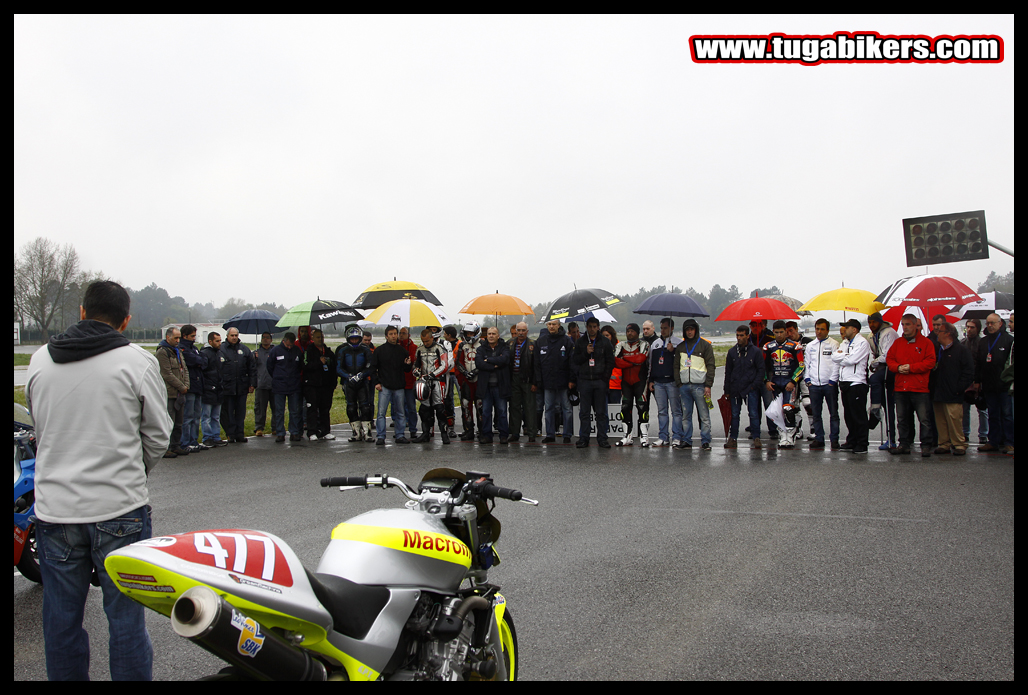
[633, 293, 709, 318]
[223, 309, 285, 335]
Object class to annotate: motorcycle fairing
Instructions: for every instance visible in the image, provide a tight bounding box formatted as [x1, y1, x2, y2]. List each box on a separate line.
[105, 529, 332, 643]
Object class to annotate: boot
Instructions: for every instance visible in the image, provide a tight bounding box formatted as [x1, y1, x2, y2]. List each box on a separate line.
[638, 422, 650, 447]
[348, 421, 361, 442]
[436, 406, 450, 444]
[361, 422, 373, 442]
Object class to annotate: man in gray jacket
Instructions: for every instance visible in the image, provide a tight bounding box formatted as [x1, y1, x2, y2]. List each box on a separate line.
[26, 280, 170, 680]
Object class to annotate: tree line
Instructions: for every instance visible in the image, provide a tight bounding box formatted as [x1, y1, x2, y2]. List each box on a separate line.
[14, 237, 286, 342]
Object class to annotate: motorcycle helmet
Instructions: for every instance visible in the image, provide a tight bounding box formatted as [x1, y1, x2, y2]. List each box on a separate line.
[426, 325, 444, 341]
[463, 321, 481, 341]
[415, 377, 432, 402]
[346, 327, 363, 345]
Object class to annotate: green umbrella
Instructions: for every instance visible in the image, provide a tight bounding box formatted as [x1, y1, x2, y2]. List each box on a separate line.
[275, 299, 364, 327]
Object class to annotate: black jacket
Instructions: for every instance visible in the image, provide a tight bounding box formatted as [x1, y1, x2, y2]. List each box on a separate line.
[200, 345, 223, 404]
[508, 337, 535, 384]
[219, 341, 256, 395]
[933, 342, 975, 403]
[369, 342, 412, 391]
[476, 339, 511, 398]
[180, 337, 205, 394]
[303, 343, 337, 389]
[572, 333, 615, 382]
[266, 341, 304, 395]
[724, 342, 764, 397]
[534, 327, 575, 390]
[976, 328, 1014, 393]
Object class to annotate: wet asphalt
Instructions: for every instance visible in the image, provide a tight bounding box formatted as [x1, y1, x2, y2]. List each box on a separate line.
[14, 422, 1014, 681]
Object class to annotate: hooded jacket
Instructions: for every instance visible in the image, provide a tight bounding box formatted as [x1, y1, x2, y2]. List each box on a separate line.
[673, 320, 716, 388]
[179, 336, 205, 394]
[27, 319, 171, 524]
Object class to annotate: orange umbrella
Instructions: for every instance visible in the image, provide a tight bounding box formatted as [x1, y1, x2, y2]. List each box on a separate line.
[459, 292, 534, 316]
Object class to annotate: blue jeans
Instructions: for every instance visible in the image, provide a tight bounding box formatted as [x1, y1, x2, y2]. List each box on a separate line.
[962, 401, 989, 440]
[37, 506, 153, 680]
[376, 387, 407, 440]
[984, 391, 1014, 447]
[807, 383, 840, 443]
[544, 388, 573, 438]
[652, 381, 683, 443]
[272, 392, 302, 436]
[403, 388, 419, 437]
[679, 384, 712, 444]
[201, 401, 222, 442]
[730, 391, 761, 440]
[480, 384, 509, 439]
[180, 392, 202, 448]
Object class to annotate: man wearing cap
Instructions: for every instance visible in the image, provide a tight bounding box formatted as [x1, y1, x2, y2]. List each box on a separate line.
[866, 311, 899, 449]
[832, 319, 871, 454]
[887, 314, 937, 456]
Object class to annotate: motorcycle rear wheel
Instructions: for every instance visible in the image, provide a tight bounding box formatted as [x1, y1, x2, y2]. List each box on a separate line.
[17, 524, 42, 584]
[499, 608, 518, 681]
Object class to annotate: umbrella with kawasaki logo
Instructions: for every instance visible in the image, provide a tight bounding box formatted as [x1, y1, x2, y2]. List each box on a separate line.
[275, 299, 364, 327]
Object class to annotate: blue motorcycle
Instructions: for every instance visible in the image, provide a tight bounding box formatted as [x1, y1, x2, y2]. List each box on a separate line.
[14, 403, 40, 583]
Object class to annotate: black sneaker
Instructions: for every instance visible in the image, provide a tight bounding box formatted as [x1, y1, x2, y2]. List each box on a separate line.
[701, 442, 711, 451]
[598, 440, 611, 449]
[376, 438, 385, 445]
[395, 437, 411, 444]
[576, 440, 588, 448]
[541, 436, 556, 443]
[563, 436, 572, 444]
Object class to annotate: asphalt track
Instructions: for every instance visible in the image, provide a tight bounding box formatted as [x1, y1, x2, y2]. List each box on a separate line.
[13, 420, 1014, 680]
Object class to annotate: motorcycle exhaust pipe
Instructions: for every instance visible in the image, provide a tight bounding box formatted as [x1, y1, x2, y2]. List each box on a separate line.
[171, 586, 327, 681]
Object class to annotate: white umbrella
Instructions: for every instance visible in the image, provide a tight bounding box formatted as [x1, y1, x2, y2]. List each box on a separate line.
[363, 299, 454, 328]
[948, 291, 1014, 320]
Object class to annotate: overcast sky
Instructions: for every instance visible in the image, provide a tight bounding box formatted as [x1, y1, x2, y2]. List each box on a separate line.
[14, 14, 1014, 320]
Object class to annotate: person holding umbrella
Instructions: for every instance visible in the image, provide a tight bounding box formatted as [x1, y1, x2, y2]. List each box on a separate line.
[573, 317, 615, 448]
[219, 327, 255, 443]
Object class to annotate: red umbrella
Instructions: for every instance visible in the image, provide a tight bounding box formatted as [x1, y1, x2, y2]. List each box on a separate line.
[717, 393, 733, 438]
[715, 296, 800, 322]
[875, 274, 981, 307]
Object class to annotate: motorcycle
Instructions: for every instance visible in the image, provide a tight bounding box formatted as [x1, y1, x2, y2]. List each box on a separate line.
[104, 468, 537, 680]
[14, 402, 41, 583]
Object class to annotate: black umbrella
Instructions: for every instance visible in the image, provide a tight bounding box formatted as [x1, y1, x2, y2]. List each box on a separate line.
[538, 288, 622, 323]
[222, 309, 285, 335]
[633, 293, 709, 318]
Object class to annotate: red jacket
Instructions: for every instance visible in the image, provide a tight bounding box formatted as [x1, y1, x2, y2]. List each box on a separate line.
[399, 338, 418, 389]
[887, 333, 936, 393]
[614, 340, 648, 386]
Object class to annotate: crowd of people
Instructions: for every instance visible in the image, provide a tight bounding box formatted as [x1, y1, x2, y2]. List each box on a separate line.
[154, 306, 1014, 457]
[22, 280, 1015, 681]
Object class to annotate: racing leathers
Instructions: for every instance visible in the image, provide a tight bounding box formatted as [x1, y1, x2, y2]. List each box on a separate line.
[762, 338, 805, 436]
[335, 340, 374, 441]
[614, 339, 649, 444]
[413, 341, 451, 443]
[455, 336, 484, 440]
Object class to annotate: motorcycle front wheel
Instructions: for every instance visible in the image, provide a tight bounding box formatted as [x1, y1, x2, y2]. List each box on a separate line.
[499, 608, 518, 681]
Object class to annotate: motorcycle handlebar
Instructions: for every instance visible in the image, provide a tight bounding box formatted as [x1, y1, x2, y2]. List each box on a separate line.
[320, 476, 368, 488]
[479, 483, 522, 501]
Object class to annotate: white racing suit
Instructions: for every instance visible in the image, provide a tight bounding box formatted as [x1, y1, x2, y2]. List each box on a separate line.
[455, 338, 484, 440]
[414, 342, 450, 442]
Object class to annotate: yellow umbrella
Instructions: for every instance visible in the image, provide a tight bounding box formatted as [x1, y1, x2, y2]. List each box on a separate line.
[799, 287, 887, 315]
[459, 292, 534, 316]
[364, 299, 454, 327]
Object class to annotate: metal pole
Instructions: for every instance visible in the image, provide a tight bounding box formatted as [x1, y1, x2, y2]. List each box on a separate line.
[988, 239, 1014, 257]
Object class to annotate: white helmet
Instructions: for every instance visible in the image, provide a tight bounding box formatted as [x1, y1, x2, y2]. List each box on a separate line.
[462, 321, 481, 340]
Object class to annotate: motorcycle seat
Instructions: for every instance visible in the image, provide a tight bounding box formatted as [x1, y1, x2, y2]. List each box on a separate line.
[305, 569, 390, 640]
